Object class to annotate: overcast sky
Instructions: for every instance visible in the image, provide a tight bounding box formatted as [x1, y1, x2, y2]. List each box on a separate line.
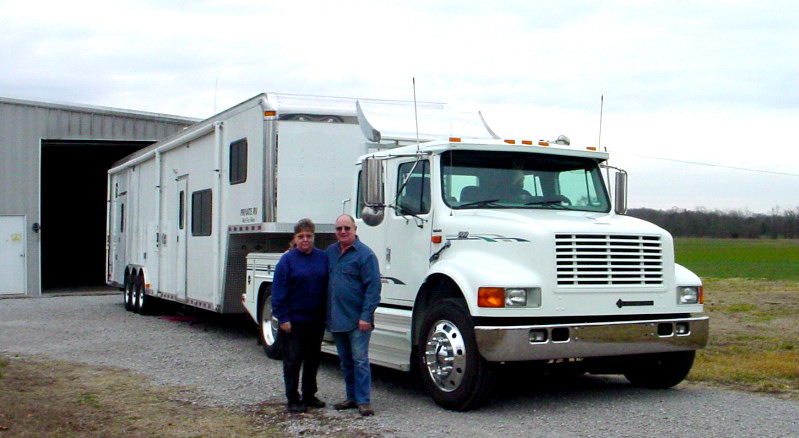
[2, 0, 797, 214]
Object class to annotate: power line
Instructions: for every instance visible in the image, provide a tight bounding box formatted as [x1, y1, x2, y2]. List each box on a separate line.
[614, 152, 799, 177]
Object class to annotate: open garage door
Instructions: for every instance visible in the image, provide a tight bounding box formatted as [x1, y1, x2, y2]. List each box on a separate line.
[40, 140, 151, 290]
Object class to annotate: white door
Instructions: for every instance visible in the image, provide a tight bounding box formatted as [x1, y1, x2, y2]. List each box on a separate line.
[0, 216, 26, 295]
[175, 176, 188, 300]
[381, 160, 433, 305]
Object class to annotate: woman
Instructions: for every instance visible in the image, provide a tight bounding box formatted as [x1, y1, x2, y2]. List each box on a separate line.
[271, 218, 328, 413]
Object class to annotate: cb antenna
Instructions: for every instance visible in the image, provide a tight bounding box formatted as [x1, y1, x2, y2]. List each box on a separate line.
[598, 94, 604, 150]
[413, 77, 420, 152]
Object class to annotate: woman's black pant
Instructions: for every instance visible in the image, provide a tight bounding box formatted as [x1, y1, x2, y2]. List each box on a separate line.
[281, 319, 326, 404]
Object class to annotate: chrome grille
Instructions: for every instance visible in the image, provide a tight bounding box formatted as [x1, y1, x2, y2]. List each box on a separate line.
[555, 234, 663, 286]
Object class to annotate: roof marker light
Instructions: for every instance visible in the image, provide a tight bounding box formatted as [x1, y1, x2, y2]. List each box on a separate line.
[264, 110, 277, 117]
[504, 139, 516, 144]
[449, 137, 462, 142]
[538, 141, 550, 146]
[522, 140, 533, 145]
[586, 146, 598, 151]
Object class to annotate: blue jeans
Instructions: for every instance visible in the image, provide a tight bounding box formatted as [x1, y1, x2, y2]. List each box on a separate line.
[332, 328, 372, 405]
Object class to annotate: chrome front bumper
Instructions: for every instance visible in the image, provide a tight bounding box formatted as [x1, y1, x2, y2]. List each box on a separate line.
[475, 316, 709, 362]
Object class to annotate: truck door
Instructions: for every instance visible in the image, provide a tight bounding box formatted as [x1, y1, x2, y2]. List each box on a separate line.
[381, 159, 432, 305]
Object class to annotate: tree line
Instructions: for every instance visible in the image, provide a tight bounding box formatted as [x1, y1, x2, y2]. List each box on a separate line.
[627, 207, 799, 239]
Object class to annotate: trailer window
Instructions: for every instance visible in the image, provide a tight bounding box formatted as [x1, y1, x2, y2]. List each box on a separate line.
[230, 138, 248, 184]
[191, 189, 213, 236]
[178, 190, 185, 230]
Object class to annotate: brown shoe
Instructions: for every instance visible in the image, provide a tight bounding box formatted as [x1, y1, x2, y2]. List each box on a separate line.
[358, 404, 374, 416]
[334, 400, 357, 410]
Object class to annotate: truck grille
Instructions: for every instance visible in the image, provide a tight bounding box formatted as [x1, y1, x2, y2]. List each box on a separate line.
[555, 234, 663, 286]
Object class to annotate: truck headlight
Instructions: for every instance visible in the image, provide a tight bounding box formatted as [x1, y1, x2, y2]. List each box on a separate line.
[677, 286, 703, 304]
[506, 288, 527, 307]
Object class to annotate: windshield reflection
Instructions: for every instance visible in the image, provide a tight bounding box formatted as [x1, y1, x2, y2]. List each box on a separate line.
[441, 150, 610, 212]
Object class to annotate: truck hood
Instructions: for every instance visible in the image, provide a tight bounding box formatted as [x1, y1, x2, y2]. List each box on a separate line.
[443, 209, 668, 239]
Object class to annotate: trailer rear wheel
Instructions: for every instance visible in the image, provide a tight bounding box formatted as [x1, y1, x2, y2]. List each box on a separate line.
[132, 275, 143, 314]
[259, 285, 282, 360]
[123, 275, 134, 311]
[623, 350, 696, 389]
[418, 298, 496, 411]
[132, 274, 154, 315]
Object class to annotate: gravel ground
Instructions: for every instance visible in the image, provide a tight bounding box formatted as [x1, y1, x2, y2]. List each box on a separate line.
[1, 292, 798, 437]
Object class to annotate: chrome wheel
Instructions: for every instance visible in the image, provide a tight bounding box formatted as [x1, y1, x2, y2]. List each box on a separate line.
[259, 287, 282, 359]
[424, 319, 467, 392]
[260, 297, 279, 347]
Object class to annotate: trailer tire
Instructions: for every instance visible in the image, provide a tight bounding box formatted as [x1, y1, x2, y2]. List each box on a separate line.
[123, 275, 134, 312]
[623, 350, 696, 389]
[132, 275, 143, 314]
[259, 286, 282, 360]
[418, 298, 496, 411]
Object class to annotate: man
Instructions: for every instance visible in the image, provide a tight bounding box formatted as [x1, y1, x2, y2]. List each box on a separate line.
[326, 214, 381, 416]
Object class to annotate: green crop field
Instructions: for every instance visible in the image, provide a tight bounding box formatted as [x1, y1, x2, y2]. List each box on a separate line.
[674, 238, 799, 280]
[673, 238, 799, 399]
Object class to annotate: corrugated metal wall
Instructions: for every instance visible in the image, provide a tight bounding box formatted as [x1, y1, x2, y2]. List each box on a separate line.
[0, 97, 198, 296]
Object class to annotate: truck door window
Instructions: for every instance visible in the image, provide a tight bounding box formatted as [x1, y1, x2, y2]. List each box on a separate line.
[396, 160, 430, 215]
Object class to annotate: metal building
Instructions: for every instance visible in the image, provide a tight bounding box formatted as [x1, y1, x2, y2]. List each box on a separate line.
[0, 96, 198, 296]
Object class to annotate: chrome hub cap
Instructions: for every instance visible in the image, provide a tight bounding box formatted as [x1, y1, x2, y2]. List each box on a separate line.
[424, 320, 466, 392]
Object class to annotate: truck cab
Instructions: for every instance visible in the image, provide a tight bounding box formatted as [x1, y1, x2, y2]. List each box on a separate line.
[355, 132, 707, 410]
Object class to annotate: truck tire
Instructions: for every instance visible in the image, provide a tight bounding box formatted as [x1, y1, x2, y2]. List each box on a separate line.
[418, 298, 496, 411]
[259, 286, 282, 360]
[623, 350, 696, 389]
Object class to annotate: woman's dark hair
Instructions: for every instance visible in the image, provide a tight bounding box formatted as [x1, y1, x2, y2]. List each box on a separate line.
[294, 218, 315, 234]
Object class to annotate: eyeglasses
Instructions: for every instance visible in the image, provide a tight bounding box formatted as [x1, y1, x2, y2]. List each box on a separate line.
[335, 226, 352, 231]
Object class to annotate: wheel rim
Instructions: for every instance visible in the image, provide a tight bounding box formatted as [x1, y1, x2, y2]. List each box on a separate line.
[124, 280, 133, 307]
[134, 281, 143, 310]
[424, 319, 467, 392]
[261, 297, 279, 346]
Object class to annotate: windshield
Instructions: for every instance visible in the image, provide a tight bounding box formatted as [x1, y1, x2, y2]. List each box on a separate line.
[441, 150, 610, 212]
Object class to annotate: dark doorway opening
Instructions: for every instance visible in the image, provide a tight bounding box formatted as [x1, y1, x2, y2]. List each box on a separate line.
[41, 140, 151, 290]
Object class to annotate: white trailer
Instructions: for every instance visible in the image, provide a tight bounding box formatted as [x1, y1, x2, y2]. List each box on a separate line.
[106, 93, 381, 313]
[108, 92, 708, 411]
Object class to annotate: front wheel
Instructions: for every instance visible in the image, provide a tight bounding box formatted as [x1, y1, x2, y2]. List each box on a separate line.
[418, 298, 496, 411]
[623, 350, 696, 389]
[259, 286, 282, 360]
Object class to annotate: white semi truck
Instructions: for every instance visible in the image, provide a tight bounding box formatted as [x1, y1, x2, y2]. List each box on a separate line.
[107, 92, 708, 411]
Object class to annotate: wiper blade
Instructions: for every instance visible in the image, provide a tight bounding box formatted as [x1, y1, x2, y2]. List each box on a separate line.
[525, 199, 568, 209]
[459, 199, 500, 208]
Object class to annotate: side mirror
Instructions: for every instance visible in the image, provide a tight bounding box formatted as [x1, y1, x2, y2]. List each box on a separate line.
[360, 157, 385, 226]
[614, 171, 628, 215]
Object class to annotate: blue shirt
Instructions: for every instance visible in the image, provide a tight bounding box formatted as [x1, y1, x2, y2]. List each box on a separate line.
[271, 248, 328, 325]
[326, 237, 382, 332]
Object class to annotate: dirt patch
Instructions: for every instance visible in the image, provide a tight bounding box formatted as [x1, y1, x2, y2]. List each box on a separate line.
[689, 278, 799, 400]
[0, 354, 380, 437]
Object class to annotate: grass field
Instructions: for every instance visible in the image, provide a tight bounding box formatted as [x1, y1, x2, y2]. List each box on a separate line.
[674, 238, 799, 399]
[674, 237, 799, 280]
